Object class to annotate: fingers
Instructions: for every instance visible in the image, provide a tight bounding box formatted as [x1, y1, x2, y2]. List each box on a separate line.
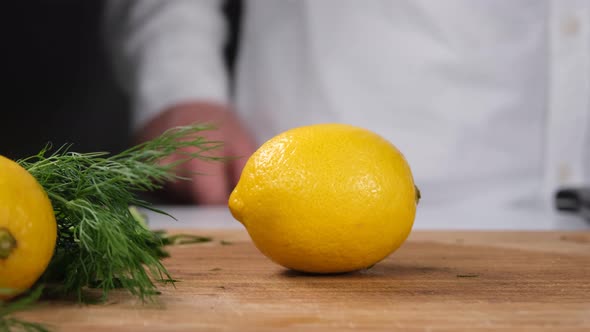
[228, 130, 258, 188]
[188, 157, 230, 205]
[134, 102, 258, 205]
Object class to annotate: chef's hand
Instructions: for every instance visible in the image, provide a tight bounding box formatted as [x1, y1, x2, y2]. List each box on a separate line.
[136, 102, 257, 205]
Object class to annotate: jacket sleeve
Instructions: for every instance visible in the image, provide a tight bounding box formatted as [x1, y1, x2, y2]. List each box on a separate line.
[104, 0, 229, 130]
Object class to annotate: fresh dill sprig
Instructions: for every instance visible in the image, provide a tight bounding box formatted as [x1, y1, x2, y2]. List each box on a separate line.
[17, 124, 222, 302]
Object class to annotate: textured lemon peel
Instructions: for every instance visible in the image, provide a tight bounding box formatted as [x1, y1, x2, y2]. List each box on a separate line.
[229, 124, 418, 274]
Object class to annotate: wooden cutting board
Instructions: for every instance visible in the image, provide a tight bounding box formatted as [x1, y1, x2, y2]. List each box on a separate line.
[18, 230, 590, 331]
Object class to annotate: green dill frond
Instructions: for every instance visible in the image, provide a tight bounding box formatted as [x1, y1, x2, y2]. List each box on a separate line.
[17, 124, 222, 302]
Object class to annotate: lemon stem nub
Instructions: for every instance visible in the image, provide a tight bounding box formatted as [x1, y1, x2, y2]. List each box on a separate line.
[415, 185, 421, 204]
[0, 228, 17, 259]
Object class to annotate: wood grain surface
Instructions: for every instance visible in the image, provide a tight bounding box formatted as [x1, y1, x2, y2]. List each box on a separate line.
[18, 230, 590, 331]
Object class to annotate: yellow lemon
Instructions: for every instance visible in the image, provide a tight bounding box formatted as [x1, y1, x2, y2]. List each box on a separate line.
[229, 124, 419, 273]
[0, 155, 57, 299]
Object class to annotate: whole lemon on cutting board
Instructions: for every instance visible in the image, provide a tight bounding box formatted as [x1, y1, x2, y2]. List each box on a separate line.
[0, 156, 57, 299]
[229, 123, 419, 273]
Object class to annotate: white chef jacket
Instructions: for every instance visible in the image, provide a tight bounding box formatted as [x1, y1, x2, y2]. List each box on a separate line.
[105, 1, 590, 227]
